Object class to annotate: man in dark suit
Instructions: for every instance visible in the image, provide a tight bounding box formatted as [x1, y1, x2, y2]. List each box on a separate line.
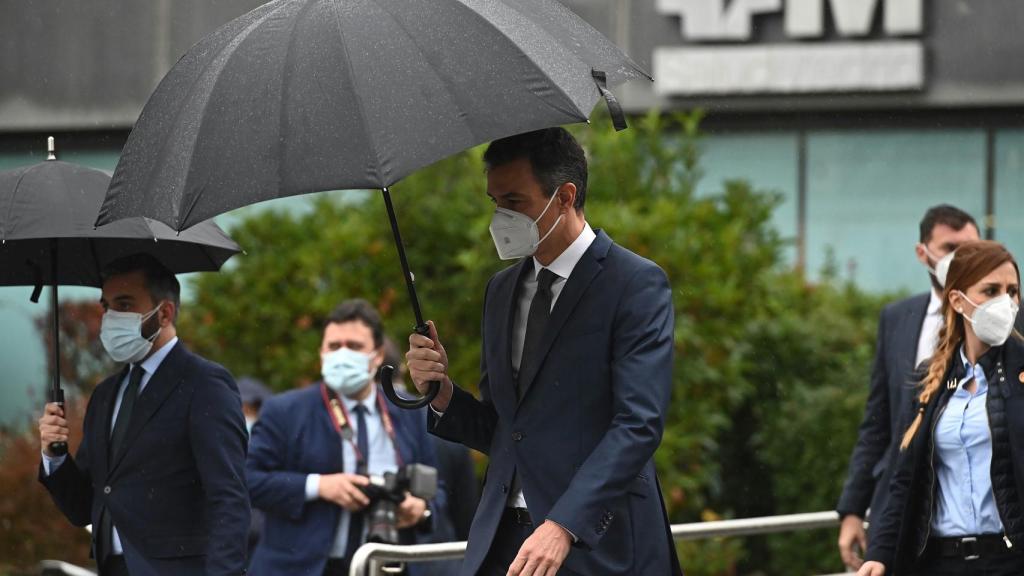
[37, 253, 250, 576]
[407, 128, 681, 576]
[836, 205, 990, 570]
[246, 299, 444, 576]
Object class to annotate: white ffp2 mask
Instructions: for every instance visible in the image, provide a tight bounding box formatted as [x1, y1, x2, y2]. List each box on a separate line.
[100, 304, 162, 363]
[489, 188, 564, 260]
[923, 246, 955, 288]
[958, 292, 1019, 347]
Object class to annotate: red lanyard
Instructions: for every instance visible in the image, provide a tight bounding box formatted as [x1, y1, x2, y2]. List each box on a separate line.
[319, 383, 404, 469]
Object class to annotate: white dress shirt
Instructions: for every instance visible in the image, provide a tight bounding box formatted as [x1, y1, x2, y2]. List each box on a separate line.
[507, 223, 596, 508]
[914, 290, 943, 369]
[42, 337, 179, 556]
[304, 385, 399, 558]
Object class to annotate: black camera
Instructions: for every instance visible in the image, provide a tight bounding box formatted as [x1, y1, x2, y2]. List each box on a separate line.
[360, 463, 438, 544]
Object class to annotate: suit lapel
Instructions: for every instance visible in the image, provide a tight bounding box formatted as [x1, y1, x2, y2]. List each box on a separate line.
[516, 239, 606, 403]
[108, 344, 187, 475]
[387, 403, 415, 465]
[96, 368, 127, 475]
[900, 293, 931, 376]
[493, 260, 531, 411]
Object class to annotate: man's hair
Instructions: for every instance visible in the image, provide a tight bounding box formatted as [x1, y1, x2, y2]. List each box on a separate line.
[100, 253, 181, 321]
[919, 204, 979, 244]
[483, 127, 588, 211]
[323, 299, 384, 348]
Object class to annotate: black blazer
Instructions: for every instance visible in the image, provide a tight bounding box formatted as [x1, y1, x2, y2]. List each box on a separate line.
[866, 335, 1024, 573]
[837, 293, 930, 526]
[39, 342, 250, 576]
[430, 230, 682, 575]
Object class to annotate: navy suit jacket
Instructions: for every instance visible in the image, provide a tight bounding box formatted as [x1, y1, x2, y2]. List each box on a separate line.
[246, 383, 445, 576]
[430, 230, 682, 575]
[38, 342, 251, 576]
[837, 293, 1024, 533]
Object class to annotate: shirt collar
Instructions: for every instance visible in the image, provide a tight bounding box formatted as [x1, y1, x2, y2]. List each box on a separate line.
[927, 290, 943, 316]
[532, 223, 596, 281]
[135, 336, 178, 376]
[958, 345, 992, 392]
[342, 383, 378, 416]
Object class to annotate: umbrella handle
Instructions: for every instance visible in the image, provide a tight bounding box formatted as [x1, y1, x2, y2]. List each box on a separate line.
[381, 188, 440, 409]
[380, 365, 440, 410]
[48, 387, 68, 456]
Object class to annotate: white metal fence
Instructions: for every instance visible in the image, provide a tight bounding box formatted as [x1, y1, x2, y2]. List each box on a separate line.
[349, 510, 847, 575]
[38, 511, 850, 576]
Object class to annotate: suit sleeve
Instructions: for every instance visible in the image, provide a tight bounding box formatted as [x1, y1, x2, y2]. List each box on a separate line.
[836, 307, 892, 518]
[429, 277, 499, 455]
[189, 366, 250, 576]
[410, 409, 448, 536]
[546, 264, 674, 550]
[37, 396, 97, 527]
[246, 394, 312, 520]
[864, 397, 924, 568]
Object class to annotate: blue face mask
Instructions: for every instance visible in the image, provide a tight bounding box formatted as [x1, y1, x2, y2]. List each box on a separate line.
[321, 347, 374, 397]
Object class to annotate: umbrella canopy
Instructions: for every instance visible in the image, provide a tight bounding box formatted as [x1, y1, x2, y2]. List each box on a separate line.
[1, 159, 241, 289]
[1, 149, 242, 454]
[96, 0, 649, 231]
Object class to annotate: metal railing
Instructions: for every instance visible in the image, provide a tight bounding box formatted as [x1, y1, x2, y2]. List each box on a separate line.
[38, 510, 847, 575]
[349, 510, 844, 575]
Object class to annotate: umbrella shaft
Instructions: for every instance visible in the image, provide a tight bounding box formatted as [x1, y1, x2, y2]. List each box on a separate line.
[50, 238, 61, 396]
[382, 188, 426, 330]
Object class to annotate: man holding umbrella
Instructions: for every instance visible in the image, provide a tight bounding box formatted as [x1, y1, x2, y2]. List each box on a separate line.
[37, 253, 250, 576]
[407, 128, 681, 575]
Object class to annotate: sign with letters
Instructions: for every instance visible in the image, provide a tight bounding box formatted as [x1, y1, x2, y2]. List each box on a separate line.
[653, 0, 925, 96]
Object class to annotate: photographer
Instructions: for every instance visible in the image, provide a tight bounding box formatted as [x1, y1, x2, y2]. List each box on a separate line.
[246, 300, 445, 576]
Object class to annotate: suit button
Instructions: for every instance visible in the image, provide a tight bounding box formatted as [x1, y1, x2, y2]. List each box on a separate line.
[512, 432, 523, 442]
[103, 486, 111, 495]
[501, 484, 509, 494]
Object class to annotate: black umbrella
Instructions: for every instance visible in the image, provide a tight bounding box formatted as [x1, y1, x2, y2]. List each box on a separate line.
[1, 138, 242, 454]
[96, 0, 650, 408]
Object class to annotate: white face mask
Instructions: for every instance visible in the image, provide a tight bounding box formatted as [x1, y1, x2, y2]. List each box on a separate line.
[488, 188, 564, 261]
[923, 246, 955, 288]
[321, 347, 374, 397]
[957, 292, 1020, 347]
[100, 303, 162, 364]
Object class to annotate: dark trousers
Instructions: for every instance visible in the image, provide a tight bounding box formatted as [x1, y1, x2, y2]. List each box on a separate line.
[323, 558, 351, 576]
[912, 547, 1024, 576]
[100, 556, 129, 576]
[477, 509, 535, 576]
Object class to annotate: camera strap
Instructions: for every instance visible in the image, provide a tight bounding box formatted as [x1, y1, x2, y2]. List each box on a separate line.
[320, 383, 405, 470]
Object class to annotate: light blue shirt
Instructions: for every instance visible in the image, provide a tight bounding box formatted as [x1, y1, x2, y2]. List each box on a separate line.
[42, 338, 179, 555]
[932, 348, 1004, 536]
[304, 385, 398, 558]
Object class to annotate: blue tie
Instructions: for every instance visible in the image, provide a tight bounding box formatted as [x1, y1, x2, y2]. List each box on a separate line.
[346, 404, 370, 557]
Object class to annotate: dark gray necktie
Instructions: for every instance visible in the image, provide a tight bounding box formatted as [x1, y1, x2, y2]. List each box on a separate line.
[100, 364, 143, 561]
[517, 268, 558, 399]
[109, 364, 143, 464]
[346, 404, 370, 557]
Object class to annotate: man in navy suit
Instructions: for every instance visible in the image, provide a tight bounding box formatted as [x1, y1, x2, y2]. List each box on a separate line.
[38, 253, 250, 576]
[836, 205, 984, 570]
[246, 299, 444, 576]
[407, 128, 681, 576]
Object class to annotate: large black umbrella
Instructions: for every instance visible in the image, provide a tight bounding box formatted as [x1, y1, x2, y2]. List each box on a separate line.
[1, 139, 241, 454]
[96, 0, 650, 408]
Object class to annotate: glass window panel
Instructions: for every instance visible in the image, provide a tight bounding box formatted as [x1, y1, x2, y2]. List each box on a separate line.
[806, 130, 986, 293]
[995, 129, 1024, 264]
[698, 132, 799, 262]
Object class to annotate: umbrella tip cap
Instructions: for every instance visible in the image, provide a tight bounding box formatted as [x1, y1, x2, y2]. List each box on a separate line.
[47, 136, 56, 161]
